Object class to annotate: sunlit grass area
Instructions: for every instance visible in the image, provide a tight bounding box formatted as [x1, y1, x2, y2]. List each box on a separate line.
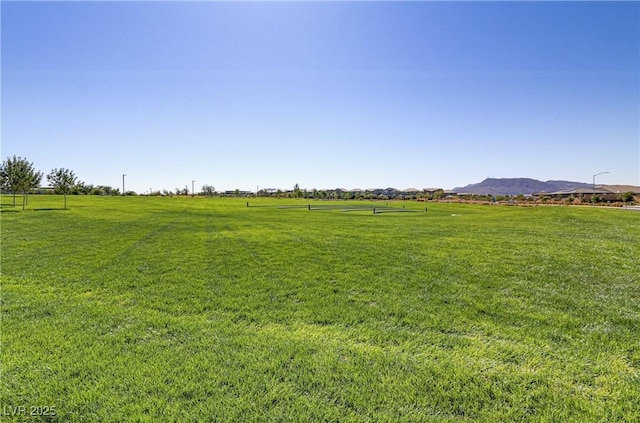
[2, 196, 639, 421]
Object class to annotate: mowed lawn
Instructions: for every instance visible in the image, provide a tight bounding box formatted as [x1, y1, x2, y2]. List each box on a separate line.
[1, 195, 639, 422]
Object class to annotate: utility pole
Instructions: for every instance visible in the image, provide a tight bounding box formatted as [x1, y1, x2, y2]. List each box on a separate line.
[122, 174, 126, 196]
[192, 180, 195, 198]
[592, 171, 609, 204]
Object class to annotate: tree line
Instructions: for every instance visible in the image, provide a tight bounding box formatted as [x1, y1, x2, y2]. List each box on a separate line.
[0, 156, 106, 210]
[0, 156, 219, 209]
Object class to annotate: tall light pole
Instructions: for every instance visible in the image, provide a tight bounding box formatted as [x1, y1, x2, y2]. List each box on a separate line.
[592, 171, 609, 203]
[122, 174, 126, 196]
[192, 180, 195, 198]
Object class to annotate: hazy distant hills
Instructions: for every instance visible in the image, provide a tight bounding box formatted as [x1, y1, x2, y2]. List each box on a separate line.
[453, 178, 593, 196]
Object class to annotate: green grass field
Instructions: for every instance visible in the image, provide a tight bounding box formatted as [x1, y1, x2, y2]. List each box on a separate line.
[1, 196, 639, 422]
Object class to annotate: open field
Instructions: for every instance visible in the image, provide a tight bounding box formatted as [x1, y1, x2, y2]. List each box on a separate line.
[1, 196, 639, 421]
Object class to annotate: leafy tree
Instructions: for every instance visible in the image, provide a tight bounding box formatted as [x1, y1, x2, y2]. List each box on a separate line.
[96, 185, 119, 196]
[433, 189, 445, 200]
[201, 184, 215, 196]
[1, 156, 42, 209]
[47, 168, 78, 209]
[0, 157, 19, 205]
[174, 186, 189, 196]
[72, 180, 87, 195]
[620, 192, 634, 203]
[90, 185, 104, 195]
[77, 182, 93, 195]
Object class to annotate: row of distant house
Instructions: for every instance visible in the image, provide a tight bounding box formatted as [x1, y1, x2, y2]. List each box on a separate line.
[222, 185, 640, 200]
[237, 187, 449, 199]
[320, 187, 448, 197]
[532, 185, 640, 202]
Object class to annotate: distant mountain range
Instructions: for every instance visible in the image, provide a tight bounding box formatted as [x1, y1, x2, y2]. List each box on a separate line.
[453, 178, 593, 196]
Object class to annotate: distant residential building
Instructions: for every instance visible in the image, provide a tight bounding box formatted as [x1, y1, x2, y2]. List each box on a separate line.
[534, 187, 616, 201]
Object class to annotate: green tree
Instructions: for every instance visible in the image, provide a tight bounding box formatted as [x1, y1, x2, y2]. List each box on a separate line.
[433, 189, 445, 200]
[1, 156, 43, 209]
[620, 192, 634, 203]
[47, 168, 78, 209]
[96, 185, 119, 196]
[78, 182, 94, 195]
[201, 184, 215, 196]
[72, 180, 87, 195]
[0, 157, 19, 205]
[342, 191, 354, 200]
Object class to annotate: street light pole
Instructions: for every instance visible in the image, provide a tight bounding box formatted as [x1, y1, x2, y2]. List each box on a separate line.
[592, 171, 609, 204]
[122, 174, 126, 196]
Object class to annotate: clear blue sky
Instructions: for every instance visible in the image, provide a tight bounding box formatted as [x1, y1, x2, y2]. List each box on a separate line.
[2, 1, 638, 193]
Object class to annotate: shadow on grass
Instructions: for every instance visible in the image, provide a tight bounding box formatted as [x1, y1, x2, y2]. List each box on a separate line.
[1, 207, 70, 212]
[0, 200, 72, 211]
